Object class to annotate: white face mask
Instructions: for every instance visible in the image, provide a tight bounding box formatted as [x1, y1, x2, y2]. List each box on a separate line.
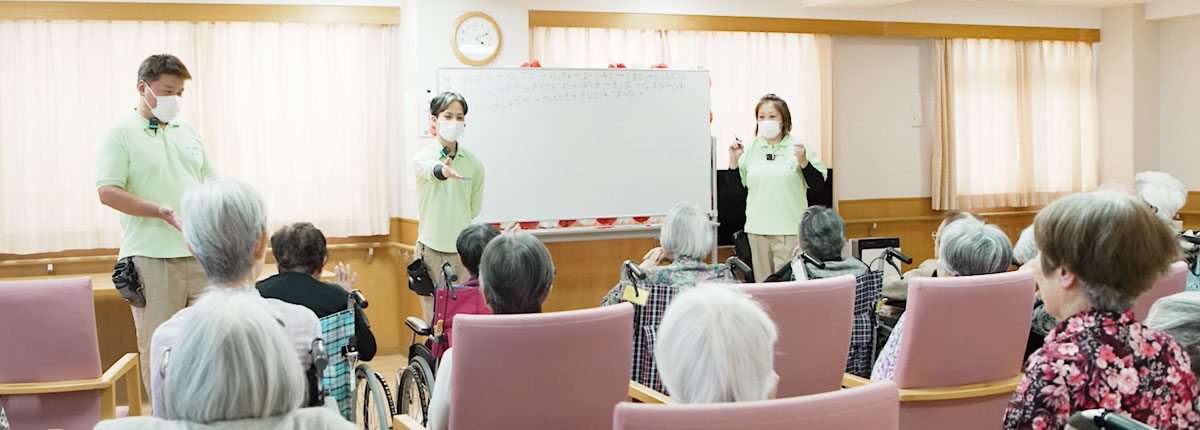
[142, 82, 182, 123]
[438, 119, 466, 143]
[758, 120, 782, 140]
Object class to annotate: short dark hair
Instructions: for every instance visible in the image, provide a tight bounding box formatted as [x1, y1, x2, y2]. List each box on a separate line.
[753, 94, 792, 137]
[479, 232, 555, 314]
[138, 54, 192, 84]
[430, 92, 468, 117]
[456, 223, 501, 277]
[270, 223, 327, 275]
[798, 206, 846, 261]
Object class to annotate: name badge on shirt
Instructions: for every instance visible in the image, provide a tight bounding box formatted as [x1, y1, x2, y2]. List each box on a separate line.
[622, 283, 649, 306]
[766, 154, 776, 161]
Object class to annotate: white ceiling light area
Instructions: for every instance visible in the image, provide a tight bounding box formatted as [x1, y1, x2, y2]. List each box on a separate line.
[800, 0, 1151, 9]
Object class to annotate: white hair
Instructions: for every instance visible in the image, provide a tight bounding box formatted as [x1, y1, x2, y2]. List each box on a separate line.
[655, 285, 778, 404]
[938, 218, 1013, 276]
[180, 179, 267, 285]
[1013, 225, 1037, 266]
[1146, 292, 1200, 377]
[1136, 171, 1187, 224]
[164, 290, 306, 422]
[659, 203, 713, 260]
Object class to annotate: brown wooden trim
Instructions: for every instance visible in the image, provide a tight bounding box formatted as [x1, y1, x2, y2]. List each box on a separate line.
[838, 197, 1042, 224]
[528, 10, 1100, 43]
[0, 2, 400, 25]
[1, 237, 413, 267]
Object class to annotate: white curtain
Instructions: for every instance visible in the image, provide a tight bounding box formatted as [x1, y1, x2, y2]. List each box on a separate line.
[933, 38, 1097, 210]
[0, 20, 394, 254]
[531, 27, 832, 170]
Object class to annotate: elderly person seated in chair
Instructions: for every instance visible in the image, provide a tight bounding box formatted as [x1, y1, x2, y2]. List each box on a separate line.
[1147, 292, 1200, 387]
[148, 179, 321, 417]
[256, 222, 376, 361]
[96, 291, 354, 429]
[871, 217, 1013, 381]
[655, 285, 779, 403]
[600, 202, 733, 392]
[1003, 191, 1199, 429]
[427, 232, 555, 430]
[1015, 225, 1058, 359]
[878, 210, 985, 319]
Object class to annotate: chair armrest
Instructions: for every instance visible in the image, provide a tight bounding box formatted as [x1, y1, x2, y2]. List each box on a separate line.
[842, 372, 1023, 402]
[842, 373, 870, 388]
[0, 353, 141, 419]
[393, 414, 427, 430]
[628, 380, 674, 404]
[895, 374, 1023, 402]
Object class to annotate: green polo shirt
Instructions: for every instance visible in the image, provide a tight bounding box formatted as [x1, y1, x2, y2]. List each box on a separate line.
[413, 143, 485, 253]
[737, 135, 827, 236]
[95, 111, 216, 259]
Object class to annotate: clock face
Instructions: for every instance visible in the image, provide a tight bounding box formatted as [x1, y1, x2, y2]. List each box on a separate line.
[456, 16, 499, 63]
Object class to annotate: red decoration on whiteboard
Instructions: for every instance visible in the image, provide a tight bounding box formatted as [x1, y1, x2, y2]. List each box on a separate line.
[632, 216, 650, 223]
[607, 63, 626, 69]
[558, 219, 576, 227]
[651, 63, 668, 68]
[521, 60, 542, 68]
[596, 218, 617, 225]
[488, 223, 502, 229]
[519, 221, 540, 229]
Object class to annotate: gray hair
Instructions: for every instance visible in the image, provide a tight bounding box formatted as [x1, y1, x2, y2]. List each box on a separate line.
[660, 203, 713, 260]
[479, 232, 555, 314]
[938, 219, 1013, 276]
[180, 179, 267, 286]
[1012, 225, 1037, 266]
[164, 290, 306, 422]
[798, 206, 846, 261]
[656, 285, 778, 404]
[430, 92, 468, 116]
[1146, 292, 1200, 377]
[1135, 171, 1187, 224]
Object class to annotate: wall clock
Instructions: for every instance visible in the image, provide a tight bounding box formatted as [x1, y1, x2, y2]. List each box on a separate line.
[452, 11, 501, 67]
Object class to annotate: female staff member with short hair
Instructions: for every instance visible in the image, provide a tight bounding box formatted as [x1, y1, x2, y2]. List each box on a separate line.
[729, 94, 826, 282]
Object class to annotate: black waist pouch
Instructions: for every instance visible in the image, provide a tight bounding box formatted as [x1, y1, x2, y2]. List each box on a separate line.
[406, 258, 435, 296]
[112, 257, 145, 307]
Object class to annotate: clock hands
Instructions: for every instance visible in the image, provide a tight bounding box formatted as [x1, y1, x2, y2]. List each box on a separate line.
[474, 32, 490, 45]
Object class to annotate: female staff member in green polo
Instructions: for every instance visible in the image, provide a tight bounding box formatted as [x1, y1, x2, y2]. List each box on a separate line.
[413, 92, 484, 322]
[729, 93, 826, 282]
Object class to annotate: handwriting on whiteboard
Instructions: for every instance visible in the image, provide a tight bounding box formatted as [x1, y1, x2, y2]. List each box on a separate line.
[439, 70, 690, 111]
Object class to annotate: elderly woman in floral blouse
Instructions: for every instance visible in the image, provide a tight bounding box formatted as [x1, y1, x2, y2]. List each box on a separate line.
[1004, 191, 1199, 430]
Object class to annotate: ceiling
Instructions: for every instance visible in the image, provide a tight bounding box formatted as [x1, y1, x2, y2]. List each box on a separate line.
[802, 0, 1152, 8]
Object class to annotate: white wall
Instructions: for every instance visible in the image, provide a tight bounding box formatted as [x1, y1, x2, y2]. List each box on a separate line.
[1158, 14, 1200, 190]
[1098, 4, 1160, 189]
[832, 36, 932, 201]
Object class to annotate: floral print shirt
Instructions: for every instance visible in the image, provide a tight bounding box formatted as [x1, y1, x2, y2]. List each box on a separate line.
[1004, 308, 1200, 430]
[870, 314, 906, 382]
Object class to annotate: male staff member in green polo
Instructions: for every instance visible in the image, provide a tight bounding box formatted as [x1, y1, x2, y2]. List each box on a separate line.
[95, 54, 215, 393]
[413, 92, 485, 322]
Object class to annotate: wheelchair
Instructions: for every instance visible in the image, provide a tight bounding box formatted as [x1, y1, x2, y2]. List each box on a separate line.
[312, 289, 395, 430]
[395, 262, 472, 427]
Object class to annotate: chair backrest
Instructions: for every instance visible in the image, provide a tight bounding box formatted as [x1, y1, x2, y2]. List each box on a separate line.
[318, 308, 355, 419]
[613, 380, 899, 430]
[449, 304, 634, 430]
[894, 271, 1035, 389]
[1132, 261, 1188, 320]
[730, 275, 855, 397]
[0, 277, 103, 430]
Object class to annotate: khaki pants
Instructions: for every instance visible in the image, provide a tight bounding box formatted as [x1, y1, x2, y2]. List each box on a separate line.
[415, 241, 467, 323]
[130, 256, 208, 397]
[748, 234, 799, 283]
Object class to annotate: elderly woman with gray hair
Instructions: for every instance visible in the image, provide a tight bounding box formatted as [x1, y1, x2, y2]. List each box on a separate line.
[655, 285, 779, 403]
[427, 232, 556, 430]
[600, 202, 732, 392]
[1003, 191, 1199, 429]
[147, 179, 321, 417]
[96, 291, 353, 429]
[871, 217, 1013, 381]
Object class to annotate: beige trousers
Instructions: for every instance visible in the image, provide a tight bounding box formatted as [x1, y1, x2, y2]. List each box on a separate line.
[414, 241, 467, 323]
[748, 234, 799, 283]
[130, 256, 208, 397]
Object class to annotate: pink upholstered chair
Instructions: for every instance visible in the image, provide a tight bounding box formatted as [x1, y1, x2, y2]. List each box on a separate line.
[613, 380, 899, 430]
[394, 303, 634, 430]
[1132, 261, 1188, 320]
[844, 270, 1035, 430]
[729, 275, 855, 397]
[0, 277, 141, 429]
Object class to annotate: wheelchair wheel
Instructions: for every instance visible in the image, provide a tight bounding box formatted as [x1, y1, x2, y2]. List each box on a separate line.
[397, 347, 436, 427]
[353, 365, 395, 430]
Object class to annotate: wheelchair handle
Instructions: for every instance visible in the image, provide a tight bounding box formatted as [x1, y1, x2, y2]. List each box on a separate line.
[1181, 232, 1200, 245]
[725, 256, 752, 280]
[623, 260, 647, 282]
[801, 252, 826, 270]
[350, 289, 368, 309]
[441, 262, 458, 300]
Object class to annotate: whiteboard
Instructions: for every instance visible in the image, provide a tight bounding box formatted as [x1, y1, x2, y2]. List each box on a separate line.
[437, 68, 713, 223]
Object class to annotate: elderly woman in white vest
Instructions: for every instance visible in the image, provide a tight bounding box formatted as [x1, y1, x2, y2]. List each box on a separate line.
[146, 179, 321, 417]
[96, 291, 353, 429]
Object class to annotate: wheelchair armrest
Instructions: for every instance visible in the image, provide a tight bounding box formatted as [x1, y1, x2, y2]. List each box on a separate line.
[628, 380, 674, 404]
[405, 316, 432, 336]
[394, 414, 427, 430]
